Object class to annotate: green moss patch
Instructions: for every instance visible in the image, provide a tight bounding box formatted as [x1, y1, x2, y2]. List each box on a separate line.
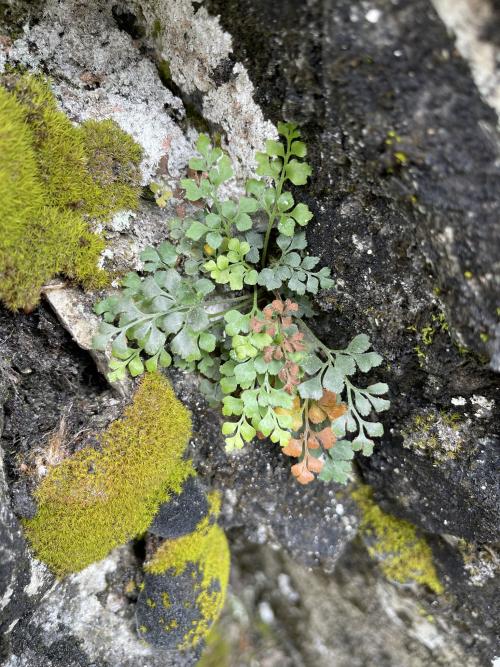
[352, 485, 443, 594]
[24, 373, 193, 576]
[0, 72, 142, 311]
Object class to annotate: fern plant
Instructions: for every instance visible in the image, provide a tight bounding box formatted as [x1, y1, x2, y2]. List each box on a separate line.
[93, 123, 389, 484]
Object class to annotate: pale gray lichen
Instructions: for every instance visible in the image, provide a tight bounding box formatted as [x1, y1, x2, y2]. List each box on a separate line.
[401, 409, 469, 464]
[458, 540, 499, 587]
[134, 0, 276, 175]
[5, 0, 191, 182]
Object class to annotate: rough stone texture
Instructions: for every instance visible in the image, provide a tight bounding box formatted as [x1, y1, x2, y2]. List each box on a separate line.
[1, 0, 499, 665]
[149, 477, 209, 540]
[432, 0, 500, 114]
[136, 567, 207, 658]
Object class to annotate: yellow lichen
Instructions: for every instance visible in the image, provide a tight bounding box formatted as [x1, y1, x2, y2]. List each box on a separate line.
[24, 373, 193, 576]
[145, 491, 230, 649]
[352, 485, 443, 594]
[0, 71, 142, 311]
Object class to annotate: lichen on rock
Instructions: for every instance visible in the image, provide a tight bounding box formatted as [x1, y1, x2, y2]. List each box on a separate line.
[23, 373, 193, 576]
[137, 492, 230, 652]
[352, 485, 443, 594]
[0, 71, 143, 311]
[401, 408, 466, 463]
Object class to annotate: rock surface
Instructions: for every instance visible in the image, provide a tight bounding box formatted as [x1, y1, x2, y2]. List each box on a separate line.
[0, 0, 499, 665]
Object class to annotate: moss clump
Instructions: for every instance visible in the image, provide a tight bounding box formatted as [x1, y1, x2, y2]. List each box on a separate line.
[352, 485, 443, 594]
[24, 373, 193, 576]
[145, 492, 230, 650]
[0, 71, 142, 311]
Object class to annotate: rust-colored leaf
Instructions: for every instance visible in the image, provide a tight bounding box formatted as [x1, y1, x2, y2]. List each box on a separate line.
[307, 435, 320, 449]
[291, 462, 315, 485]
[306, 456, 324, 474]
[317, 426, 336, 449]
[308, 404, 326, 424]
[282, 439, 303, 457]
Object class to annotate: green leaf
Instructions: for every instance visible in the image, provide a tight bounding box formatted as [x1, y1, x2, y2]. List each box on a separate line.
[334, 354, 356, 376]
[145, 327, 166, 355]
[161, 312, 184, 334]
[277, 192, 294, 211]
[225, 432, 244, 451]
[257, 268, 282, 290]
[366, 383, 389, 395]
[215, 155, 233, 184]
[194, 278, 215, 296]
[354, 392, 372, 416]
[347, 334, 371, 354]
[323, 365, 345, 393]
[298, 374, 323, 399]
[222, 421, 237, 435]
[319, 458, 352, 484]
[290, 140, 307, 158]
[181, 178, 202, 201]
[277, 121, 300, 139]
[365, 421, 384, 437]
[222, 396, 244, 416]
[234, 360, 257, 387]
[330, 440, 355, 461]
[171, 328, 200, 360]
[159, 350, 172, 367]
[352, 436, 374, 456]
[301, 255, 320, 270]
[353, 352, 383, 372]
[112, 332, 132, 359]
[224, 310, 249, 336]
[235, 213, 252, 231]
[187, 306, 209, 332]
[206, 231, 223, 249]
[265, 139, 285, 157]
[290, 202, 313, 225]
[238, 196, 259, 213]
[258, 410, 274, 437]
[255, 152, 274, 178]
[240, 419, 256, 442]
[285, 159, 311, 185]
[220, 376, 238, 394]
[368, 396, 391, 412]
[186, 220, 208, 240]
[128, 356, 144, 377]
[301, 354, 323, 375]
[189, 157, 205, 171]
[199, 332, 216, 352]
[196, 133, 211, 156]
[244, 269, 258, 285]
[145, 355, 158, 372]
[221, 200, 237, 218]
[278, 217, 295, 236]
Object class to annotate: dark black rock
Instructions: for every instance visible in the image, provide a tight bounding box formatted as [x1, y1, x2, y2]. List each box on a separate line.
[136, 569, 204, 663]
[359, 435, 500, 543]
[149, 476, 209, 540]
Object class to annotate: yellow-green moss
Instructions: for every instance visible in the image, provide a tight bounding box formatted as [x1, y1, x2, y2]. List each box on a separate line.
[146, 492, 230, 650]
[0, 71, 142, 311]
[24, 373, 193, 576]
[352, 485, 443, 594]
